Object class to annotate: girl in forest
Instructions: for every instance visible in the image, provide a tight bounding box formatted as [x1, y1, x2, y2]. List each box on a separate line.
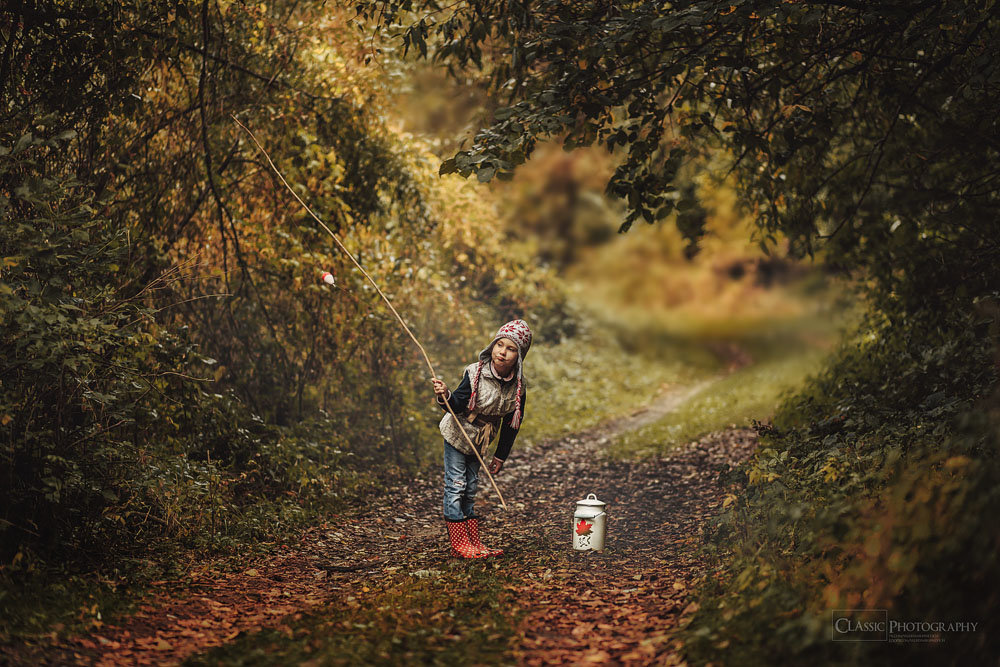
[430, 319, 531, 559]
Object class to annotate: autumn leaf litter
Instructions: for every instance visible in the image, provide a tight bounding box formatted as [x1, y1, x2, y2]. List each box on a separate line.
[19, 397, 756, 666]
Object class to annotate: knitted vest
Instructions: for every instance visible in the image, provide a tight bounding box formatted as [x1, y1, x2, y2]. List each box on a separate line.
[439, 361, 526, 456]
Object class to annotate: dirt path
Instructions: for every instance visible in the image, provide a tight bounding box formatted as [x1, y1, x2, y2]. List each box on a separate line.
[13, 381, 756, 666]
[493, 426, 756, 664]
[597, 378, 719, 434]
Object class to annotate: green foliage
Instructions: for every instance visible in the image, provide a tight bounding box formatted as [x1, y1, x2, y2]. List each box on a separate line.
[364, 0, 1000, 338]
[365, 4, 1000, 661]
[683, 305, 999, 664]
[0, 0, 571, 590]
[1, 124, 194, 558]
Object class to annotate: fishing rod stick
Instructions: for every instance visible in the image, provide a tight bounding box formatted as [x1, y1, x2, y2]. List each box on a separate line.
[232, 115, 508, 510]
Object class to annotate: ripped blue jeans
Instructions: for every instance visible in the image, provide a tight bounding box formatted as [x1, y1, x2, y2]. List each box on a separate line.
[443, 439, 480, 521]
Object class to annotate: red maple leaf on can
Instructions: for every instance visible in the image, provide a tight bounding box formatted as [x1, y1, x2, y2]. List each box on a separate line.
[575, 519, 593, 536]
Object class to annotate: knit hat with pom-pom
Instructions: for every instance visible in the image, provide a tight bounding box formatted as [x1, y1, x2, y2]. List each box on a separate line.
[468, 320, 531, 428]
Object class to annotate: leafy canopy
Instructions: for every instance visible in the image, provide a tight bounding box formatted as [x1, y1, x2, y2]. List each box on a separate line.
[360, 0, 1000, 317]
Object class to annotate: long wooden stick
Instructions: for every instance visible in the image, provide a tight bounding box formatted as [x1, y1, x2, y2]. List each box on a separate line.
[232, 115, 507, 511]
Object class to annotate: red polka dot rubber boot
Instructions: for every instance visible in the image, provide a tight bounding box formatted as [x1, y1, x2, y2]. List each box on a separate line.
[467, 516, 503, 557]
[446, 519, 485, 559]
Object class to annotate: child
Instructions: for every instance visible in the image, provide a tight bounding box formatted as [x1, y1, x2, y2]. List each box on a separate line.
[431, 319, 531, 559]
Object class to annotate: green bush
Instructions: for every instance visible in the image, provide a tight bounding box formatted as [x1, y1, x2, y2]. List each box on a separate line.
[1, 127, 187, 559]
[684, 305, 1000, 665]
[0, 1, 573, 586]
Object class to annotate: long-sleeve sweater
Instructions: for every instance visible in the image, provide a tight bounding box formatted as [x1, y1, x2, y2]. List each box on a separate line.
[436, 367, 525, 461]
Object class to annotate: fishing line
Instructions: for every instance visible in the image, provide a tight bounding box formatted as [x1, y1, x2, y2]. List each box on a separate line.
[232, 115, 508, 511]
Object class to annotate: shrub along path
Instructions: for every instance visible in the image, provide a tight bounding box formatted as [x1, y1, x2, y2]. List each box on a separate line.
[15, 383, 756, 666]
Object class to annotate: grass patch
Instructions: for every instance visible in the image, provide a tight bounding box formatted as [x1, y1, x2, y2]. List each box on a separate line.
[186, 560, 523, 666]
[0, 570, 140, 645]
[518, 319, 721, 443]
[610, 324, 841, 458]
[0, 468, 391, 647]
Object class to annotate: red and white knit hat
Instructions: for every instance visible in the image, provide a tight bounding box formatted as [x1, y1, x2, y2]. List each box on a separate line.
[468, 319, 532, 429]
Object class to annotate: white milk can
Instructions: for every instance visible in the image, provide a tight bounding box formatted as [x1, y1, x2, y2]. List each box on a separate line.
[573, 493, 607, 552]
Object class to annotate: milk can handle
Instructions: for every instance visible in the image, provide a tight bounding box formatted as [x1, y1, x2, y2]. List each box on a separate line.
[587, 493, 597, 500]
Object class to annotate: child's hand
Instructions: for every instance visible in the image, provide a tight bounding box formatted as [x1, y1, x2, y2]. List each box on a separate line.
[431, 378, 448, 397]
[488, 457, 504, 475]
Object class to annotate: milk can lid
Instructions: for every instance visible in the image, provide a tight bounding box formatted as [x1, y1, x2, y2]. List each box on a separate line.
[576, 493, 606, 507]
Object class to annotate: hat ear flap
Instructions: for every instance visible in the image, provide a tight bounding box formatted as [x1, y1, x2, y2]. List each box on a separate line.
[468, 360, 484, 410]
[510, 376, 523, 429]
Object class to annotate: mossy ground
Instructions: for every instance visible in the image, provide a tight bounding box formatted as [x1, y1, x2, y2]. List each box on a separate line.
[186, 558, 525, 666]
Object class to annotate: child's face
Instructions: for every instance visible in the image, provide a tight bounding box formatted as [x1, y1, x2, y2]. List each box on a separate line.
[492, 337, 519, 375]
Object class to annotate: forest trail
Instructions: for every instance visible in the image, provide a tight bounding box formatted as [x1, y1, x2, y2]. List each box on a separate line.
[17, 378, 756, 666]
